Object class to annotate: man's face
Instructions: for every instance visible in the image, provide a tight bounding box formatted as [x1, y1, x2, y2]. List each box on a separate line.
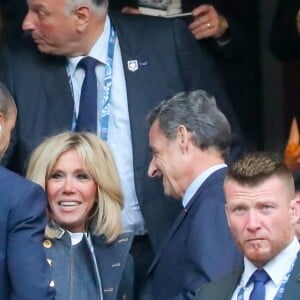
[23, 0, 78, 55]
[225, 176, 297, 267]
[148, 121, 184, 199]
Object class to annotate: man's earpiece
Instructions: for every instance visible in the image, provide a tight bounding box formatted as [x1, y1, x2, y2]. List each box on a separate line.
[0, 124, 2, 133]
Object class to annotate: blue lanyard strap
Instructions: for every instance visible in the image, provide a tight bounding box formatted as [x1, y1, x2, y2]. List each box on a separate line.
[100, 23, 116, 141]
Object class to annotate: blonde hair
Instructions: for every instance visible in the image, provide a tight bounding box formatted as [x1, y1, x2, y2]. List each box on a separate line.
[27, 131, 123, 242]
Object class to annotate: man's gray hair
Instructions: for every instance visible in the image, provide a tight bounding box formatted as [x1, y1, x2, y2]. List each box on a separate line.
[147, 90, 232, 159]
[65, 0, 108, 15]
[0, 82, 16, 117]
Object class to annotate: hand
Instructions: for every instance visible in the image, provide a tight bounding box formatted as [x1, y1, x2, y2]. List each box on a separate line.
[188, 4, 229, 40]
[121, 6, 141, 14]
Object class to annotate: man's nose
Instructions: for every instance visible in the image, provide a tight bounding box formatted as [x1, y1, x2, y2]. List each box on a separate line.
[148, 157, 159, 178]
[246, 210, 260, 231]
[22, 12, 34, 32]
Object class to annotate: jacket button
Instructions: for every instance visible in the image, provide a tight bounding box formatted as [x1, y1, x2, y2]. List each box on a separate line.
[297, 275, 300, 282]
[49, 280, 55, 287]
[43, 240, 52, 248]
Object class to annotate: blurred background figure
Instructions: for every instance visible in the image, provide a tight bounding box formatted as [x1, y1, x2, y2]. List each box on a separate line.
[26, 131, 133, 300]
[0, 0, 27, 42]
[0, 81, 55, 299]
[270, 0, 300, 151]
[270, 0, 300, 209]
[284, 118, 300, 173]
[270, 0, 300, 61]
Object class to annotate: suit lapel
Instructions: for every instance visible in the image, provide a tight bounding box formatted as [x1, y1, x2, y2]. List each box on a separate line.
[282, 252, 300, 300]
[146, 205, 189, 275]
[222, 266, 244, 300]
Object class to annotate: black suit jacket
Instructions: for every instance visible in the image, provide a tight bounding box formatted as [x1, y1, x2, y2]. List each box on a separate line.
[0, 12, 243, 249]
[140, 168, 242, 299]
[194, 252, 300, 300]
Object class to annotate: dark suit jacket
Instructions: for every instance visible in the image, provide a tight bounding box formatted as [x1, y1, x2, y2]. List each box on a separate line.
[140, 168, 242, 299]
[0, 166, 55, 299]
[0, 12, 243, 249]
[194, 252, 300, 300]
[109, 0, 261, 149]
[270, 0, 300, 61]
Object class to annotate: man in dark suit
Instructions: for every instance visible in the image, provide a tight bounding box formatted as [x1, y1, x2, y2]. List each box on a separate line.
[0, 82, 55, 299]
[0, 0, 243, 293]
[194, 152, 300, 300]
[140, 90, 242, 299]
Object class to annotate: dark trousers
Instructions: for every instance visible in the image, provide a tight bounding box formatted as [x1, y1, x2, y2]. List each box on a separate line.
[130, 234, 154, 299]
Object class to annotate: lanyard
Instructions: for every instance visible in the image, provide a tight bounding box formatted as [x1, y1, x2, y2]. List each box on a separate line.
[99, 24, 116, 141]
[237, 256, 297, 300]
[68, 24, 116, 141]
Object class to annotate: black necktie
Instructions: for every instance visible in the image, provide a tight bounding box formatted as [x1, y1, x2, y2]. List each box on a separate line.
[249, 269, 270, 300]
[75, 56, 99, 133]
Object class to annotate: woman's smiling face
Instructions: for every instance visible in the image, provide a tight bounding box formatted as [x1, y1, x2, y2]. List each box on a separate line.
[46, 149, 97, 232]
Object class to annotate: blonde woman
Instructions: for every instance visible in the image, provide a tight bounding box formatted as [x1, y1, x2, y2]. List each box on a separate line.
[27, 131, 133, 300]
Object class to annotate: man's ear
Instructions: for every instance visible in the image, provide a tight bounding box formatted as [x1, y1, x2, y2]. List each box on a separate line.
[177, 125, 189, 149]
[290, 197, 300, 224]
[74, 5, 90, 32]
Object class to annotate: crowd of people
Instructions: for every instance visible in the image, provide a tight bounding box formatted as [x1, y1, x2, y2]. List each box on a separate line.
[0, 0, 299, 299]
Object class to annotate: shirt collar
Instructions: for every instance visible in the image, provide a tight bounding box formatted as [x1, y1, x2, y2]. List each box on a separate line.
[67, 15, 111, 76]
[182, 163, 227, 208]
[242, 236, 299, 287]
